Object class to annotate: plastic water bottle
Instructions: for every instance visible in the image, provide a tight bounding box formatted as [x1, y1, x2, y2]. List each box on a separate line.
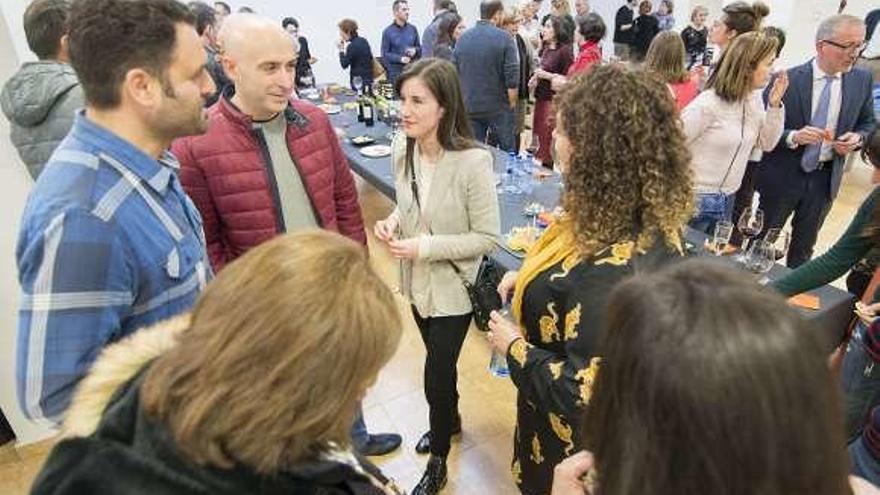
[489, 350, 510, 378]
[503, 151, 520, 195]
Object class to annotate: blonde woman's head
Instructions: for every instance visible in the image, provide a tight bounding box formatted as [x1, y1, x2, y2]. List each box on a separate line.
[141, 230, 402, 474]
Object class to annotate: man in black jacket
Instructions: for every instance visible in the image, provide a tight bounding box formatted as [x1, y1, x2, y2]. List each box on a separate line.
[613, 0, 637, 61]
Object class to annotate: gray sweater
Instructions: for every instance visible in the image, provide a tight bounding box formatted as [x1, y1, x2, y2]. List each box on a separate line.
[1, 61, 84, 179]
[453, 21, 519, 118]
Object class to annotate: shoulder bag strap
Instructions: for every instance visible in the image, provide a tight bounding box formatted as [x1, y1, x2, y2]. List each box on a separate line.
[406, 139, 471, 285]
[716, 102, 747, 193]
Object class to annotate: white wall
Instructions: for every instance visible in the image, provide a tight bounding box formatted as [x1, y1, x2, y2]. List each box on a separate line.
[0, 5, 53, 445]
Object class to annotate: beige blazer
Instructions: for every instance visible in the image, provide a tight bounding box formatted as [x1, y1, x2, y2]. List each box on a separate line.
[391, 135, 501, 317]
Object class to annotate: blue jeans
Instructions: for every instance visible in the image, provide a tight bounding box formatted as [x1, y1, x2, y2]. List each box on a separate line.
[350, 403, 370, 450]
[470, 109, 516, 152]
[688, 193, 735, 235]
[842, 321, 880, 441]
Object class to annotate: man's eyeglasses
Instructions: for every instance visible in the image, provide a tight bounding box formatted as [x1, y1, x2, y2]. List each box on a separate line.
[821, 39, 867, 55]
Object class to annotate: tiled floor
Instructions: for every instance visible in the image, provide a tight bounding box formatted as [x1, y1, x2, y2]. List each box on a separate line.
[0, 159, 874, 495]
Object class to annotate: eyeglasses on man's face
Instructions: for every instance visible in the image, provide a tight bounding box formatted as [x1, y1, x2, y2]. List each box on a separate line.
[821, 39, 866, 55]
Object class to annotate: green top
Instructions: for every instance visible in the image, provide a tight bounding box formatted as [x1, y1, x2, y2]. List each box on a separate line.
[773, 187, 880, 300]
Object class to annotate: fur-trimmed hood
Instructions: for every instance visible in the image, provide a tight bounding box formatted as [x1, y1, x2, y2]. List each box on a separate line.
[62, 313, 190, 438]
[32, 315, 403, 495]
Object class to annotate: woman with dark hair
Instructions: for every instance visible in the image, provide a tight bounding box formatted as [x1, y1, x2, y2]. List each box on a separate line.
[709, 0, 770, 53]
[530, 15, 574, 168]
[29, 231, 405, 494]
[643, 31, 699, 110]
[551, 260, 865, 495]
[487, 65, 694, 495]
[432, 11, 461, 61]
[774, 130, 880, 452]
[567, 13, 604, 76]
[631, 0, 660, 62]
[374, 59, 500, 495]
[282, 17, 317, 88]
[337, 18, 375, 90]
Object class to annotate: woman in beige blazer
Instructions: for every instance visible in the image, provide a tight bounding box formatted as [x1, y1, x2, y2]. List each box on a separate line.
[374, 59, 500, 495]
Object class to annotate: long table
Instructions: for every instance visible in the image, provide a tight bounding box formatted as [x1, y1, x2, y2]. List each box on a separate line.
[326, 103, 855, 350]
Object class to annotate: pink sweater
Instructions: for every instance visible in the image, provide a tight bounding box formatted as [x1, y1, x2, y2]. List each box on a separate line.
[681, 89, 784, 195]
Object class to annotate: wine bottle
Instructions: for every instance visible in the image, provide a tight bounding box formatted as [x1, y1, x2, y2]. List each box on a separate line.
[364, 96, 374, 127]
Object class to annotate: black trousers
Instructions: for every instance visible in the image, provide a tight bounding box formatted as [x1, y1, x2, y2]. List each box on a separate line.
[412, 307, 471, 457]
[759, 167, 833, 268]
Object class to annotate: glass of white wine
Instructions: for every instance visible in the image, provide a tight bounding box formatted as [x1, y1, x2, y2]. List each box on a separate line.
[709, 220, 734, 256]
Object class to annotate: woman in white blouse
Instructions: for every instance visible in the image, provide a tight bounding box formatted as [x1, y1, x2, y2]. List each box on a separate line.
[373, 58, 500, 495]
[682, 31, 788, 233]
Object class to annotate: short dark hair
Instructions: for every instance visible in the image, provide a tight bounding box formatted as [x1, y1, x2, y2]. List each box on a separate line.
[584, 259, 850, 495]
[576, 12, 605, 42]
[188, 1, 215, 36]
[480, 0, 504, 20]
[67, 0, 195, 109]
[23, 0, 70, 60]
[393, 0, 407, 12]
[213, 0, 229, 13]
[281, 17, 298, 29]
[338, 18, 358, 38]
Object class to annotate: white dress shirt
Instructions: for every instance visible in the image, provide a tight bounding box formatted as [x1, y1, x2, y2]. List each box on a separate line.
[787, 58, 842, 162]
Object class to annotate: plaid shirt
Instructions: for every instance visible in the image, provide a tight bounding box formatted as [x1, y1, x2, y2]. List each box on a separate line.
[16, 112, 210, 426]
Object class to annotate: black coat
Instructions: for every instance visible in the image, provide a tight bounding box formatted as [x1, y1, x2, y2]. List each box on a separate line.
[632, 15, 659, 59]
[30, 369, 392, 495]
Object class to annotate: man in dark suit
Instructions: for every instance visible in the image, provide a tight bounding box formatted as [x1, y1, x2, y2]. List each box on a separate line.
[756, 14, 875, 268]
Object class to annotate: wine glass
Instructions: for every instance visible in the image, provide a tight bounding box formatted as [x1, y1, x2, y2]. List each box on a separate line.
[735, 207, 764, 263]
[352, 76, 363, 95]
[386, 99, 401, 140]
[744, 239, 775, 284]
[709, 220, 734, 256]
[764, 227, 791, 262]
[300, 74, 314, 89]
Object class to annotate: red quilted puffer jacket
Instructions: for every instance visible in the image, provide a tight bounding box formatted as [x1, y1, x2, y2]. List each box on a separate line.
[172, 95, 366, 272]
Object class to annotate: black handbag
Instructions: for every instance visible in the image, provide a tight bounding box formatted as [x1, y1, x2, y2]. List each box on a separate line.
[405, 139, 502, 331]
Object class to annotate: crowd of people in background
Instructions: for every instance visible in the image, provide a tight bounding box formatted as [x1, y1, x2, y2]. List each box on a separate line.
[1, 0, 880, 493]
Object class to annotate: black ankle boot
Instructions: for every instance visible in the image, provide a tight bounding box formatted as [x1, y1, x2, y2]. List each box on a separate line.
[412, 455, 447, 495]
[414, 414, 461, 455]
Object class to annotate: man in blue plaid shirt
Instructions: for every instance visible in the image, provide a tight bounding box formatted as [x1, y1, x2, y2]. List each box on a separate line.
[16, 0, 217, 426]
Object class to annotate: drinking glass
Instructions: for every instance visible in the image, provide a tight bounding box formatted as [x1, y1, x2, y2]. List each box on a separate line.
[745, 239, 775, 283]
[300, 74, 314, 88]
[735, 207, 764, 263]
[352, 76, 363, 94]
[709, 220, 734, 256]
[764, 227, 791, 262]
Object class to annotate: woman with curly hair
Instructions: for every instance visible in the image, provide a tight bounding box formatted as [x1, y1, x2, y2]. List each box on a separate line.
[486, 65, 694, 495]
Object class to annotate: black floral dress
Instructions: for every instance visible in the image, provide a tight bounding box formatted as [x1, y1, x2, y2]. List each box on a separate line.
[506, 241, 678, 494]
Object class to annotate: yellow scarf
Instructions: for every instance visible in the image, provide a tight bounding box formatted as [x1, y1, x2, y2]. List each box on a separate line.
[511, 219, 579, 328]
